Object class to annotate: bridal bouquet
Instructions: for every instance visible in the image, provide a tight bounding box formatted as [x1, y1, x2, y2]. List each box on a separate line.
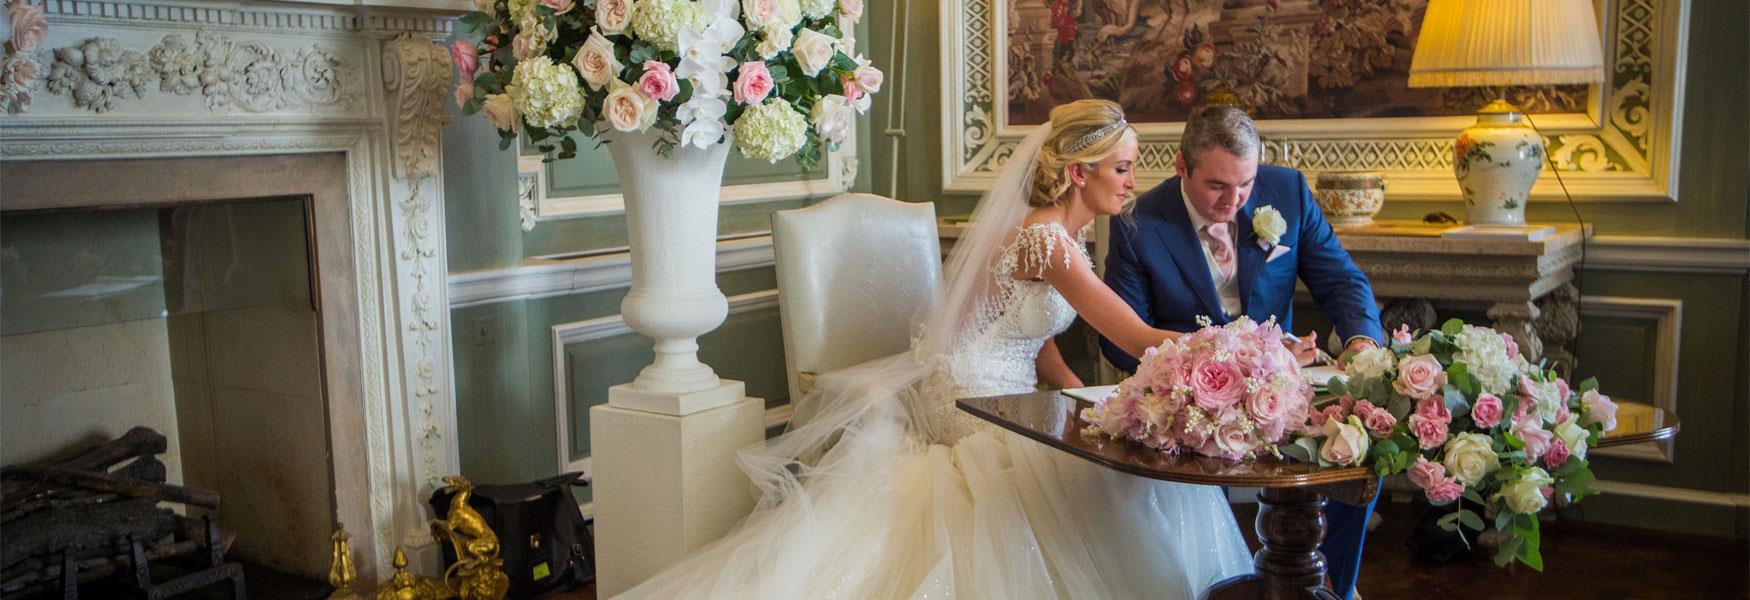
[1080, 317, 1314, 461]
[1284, 319, 1619, 570]
[451, 0, 879, 167]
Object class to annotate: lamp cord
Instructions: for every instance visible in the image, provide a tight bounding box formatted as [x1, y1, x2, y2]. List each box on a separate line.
[1522, 112, 1587, 375]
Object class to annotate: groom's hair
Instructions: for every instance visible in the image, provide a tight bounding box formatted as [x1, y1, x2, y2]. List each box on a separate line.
[1179, 105, 1260, 173]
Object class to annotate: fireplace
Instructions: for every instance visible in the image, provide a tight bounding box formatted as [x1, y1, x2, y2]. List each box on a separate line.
[0, 0, 465, 583]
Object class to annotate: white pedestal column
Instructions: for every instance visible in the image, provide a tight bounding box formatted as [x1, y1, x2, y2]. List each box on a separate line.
[590, 383, 764, 597]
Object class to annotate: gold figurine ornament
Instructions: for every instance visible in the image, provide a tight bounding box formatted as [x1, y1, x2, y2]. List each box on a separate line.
[326, 476, 510, 600]
[430, 475, 510, 600]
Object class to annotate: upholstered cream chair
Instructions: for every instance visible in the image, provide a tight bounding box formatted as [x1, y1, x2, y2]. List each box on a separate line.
[773, 193, 942, 403]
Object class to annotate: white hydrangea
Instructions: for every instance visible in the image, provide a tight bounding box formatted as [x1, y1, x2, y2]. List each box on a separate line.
[800, 0, 833, 18]
[506, 56, 583, 129]
[630, 0, 708, 52]
[733, 100, 808, 163]
[507, 0, 540, 24]
[1345, 346, 1396, 383]
[1454, 325, 1516, 395]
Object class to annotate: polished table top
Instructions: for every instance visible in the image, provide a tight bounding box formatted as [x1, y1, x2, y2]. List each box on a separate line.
[957, 391, 1679, 489]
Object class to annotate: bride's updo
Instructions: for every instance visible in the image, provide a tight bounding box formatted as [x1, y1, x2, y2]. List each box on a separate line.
[1030, 99, 1135, 207]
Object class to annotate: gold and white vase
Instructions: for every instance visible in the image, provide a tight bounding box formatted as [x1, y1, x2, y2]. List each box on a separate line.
[1453, 99, 1544, 225]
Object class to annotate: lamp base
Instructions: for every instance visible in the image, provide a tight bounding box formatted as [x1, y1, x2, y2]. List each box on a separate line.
[1453, 99, 1543, 225]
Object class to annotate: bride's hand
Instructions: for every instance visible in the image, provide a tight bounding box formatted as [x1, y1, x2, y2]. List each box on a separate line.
[1282, 330, 1319, 367]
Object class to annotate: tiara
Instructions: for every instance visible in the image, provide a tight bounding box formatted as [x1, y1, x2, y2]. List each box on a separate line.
[1063, 119, 1129, 154]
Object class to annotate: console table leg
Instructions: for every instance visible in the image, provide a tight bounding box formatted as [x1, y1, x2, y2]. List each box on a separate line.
[1202, 488, 1337, 600]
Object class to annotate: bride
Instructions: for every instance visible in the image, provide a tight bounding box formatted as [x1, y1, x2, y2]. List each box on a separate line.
[618, 99, 1253, 599]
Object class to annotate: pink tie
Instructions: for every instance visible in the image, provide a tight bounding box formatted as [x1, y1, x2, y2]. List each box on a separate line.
[1202, 222, 1236, 281]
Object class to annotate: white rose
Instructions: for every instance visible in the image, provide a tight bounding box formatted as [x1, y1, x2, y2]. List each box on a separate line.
[756, 24, 792, 60]
[1253, 205, 1287, 246]
[775, 0, 802, 27]
[1498, 467, 1554, 514]
[800, 0, 833, 18]
[1441, 432, 1500, 486]
[791, 28, 837, 77]
[573, 30, 623, 91]
[603, 80, 659, 132]
[1345, 346, 1396, 383]
[851, 91, 871, 114]
[596, 0, 634, 34]
[742, 0, 779, 27]
[1554, 418, 1589, 461]
[810, 93, 853, 145]
[1319, 416, 1370, 467]
[481, 94, 519, 131]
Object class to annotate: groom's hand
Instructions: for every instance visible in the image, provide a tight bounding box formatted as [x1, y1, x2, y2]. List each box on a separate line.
[1284, 330, 1319, 367]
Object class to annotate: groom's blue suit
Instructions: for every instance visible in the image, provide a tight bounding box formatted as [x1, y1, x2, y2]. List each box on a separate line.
[1099, 164, 1384, 600]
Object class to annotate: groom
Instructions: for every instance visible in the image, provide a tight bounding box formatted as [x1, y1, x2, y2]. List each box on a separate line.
[1098, 105, 1384, 600]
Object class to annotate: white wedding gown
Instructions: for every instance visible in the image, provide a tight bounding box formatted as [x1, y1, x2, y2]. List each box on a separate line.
[617, 223, 1252, 599]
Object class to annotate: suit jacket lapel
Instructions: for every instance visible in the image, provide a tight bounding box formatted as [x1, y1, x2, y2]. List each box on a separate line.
[1153, 179, 1226, 322]
[1233, 199, 1265, 314]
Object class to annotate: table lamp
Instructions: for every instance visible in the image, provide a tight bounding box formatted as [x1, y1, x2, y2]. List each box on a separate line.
[1408, 0, 1605, 225]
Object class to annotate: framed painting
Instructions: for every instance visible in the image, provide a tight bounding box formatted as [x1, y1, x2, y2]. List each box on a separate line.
[940, 0, 1688, 202]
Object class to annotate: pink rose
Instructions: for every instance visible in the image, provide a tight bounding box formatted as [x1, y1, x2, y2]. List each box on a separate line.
[733, 60, 774, 105]
[1214, 416, 1254, 460]
[452, 42, 480, 80]
[1245, 386, 1285, 425]
[637, 60, 679, 102]
[1392, 324, 1413, 344]
[1393, 354, 1448, 400]
[853, 64, 883, 94]
[1514, 415, 1554, 464]
[1356, 401, 1397, 438]
[1545, 438, 1571, 468]
[454, 78, 475, 109]
[1189, 359, 1246, 412]
[840, 73, 863, 101]
[1501, 332, 1520, 359]
[1472, 394, 1504, 429]
[838, 0, 863, 19]
[1408, 413, 1450, 450]
[540, 0, 575, 13]
[1306, 404, 1345, 433]
[1580, 390, 1619, 431]
[1426, 478, 1465, 504]
[1555, 378, 1572, 403]
[8, 0, 47, 52]
[1415, 397, 1450, 420]
[1407, 456, 1444, 490]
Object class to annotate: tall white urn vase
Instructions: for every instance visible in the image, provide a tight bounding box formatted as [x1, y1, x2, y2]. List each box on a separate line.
[590, 130, 764, 596]
[1454, 100, 1544, 225]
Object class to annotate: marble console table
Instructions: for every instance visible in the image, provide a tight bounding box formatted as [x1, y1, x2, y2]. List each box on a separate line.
[1332, 222, 1591, 373]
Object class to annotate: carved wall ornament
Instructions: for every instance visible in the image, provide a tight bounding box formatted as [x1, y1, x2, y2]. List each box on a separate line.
[44, 31, 353, 113]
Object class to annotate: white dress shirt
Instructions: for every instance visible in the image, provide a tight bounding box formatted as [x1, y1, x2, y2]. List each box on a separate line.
[1180, 189, 1243, 318]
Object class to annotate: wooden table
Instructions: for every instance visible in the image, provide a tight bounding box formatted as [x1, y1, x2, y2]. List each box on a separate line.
[958, 392, 1678, 600]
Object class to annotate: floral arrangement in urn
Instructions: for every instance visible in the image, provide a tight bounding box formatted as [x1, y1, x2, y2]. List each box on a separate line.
[1286, 319, 1618, 570]
[451, 0, 879, 167]
[1080, 317, 1315, 461]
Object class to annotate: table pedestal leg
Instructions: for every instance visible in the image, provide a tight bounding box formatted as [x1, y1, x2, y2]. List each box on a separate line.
[1202, 488, 1339, 600]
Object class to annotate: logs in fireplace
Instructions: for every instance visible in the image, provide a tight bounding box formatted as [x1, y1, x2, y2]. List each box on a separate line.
[1, 427, 246, 599]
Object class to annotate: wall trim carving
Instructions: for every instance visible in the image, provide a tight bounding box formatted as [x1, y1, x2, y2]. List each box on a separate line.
[1585, 235, 1750, 274]
[446, 235, 777, 308]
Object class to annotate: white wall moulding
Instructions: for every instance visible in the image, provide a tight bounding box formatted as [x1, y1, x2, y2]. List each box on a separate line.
[0, 0, 465, 581]
[518, 129, 859, 221]
[942, 0, 1690, 203]
[1579, 296, 1681, 463]
[1585, 236, 1750, 274]
[446, 235, 776, 308]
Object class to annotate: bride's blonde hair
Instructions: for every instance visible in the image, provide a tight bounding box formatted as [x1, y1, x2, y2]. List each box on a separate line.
[1030, 99, 1135, 208]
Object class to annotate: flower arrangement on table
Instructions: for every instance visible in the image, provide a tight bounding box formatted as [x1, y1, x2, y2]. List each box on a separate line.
[1079, 316, 1315, 462]
[1282, 319, 1617, 570]
[451, 0, 880, 167]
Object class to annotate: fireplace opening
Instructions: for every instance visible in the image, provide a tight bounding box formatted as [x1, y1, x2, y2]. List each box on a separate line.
[2, 195, 337, 589]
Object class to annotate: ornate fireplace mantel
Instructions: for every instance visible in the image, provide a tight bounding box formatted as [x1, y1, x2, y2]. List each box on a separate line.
[1, 0, 465, 580]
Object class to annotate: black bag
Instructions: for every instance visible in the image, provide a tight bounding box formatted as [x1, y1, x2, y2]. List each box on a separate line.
[428, 472, 595, 598]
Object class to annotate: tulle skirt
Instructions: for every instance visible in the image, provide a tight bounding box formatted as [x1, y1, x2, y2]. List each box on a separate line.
[614, 393, 1254, 599]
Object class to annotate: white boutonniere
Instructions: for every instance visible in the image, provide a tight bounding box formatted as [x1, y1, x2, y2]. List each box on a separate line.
[1252, 205, 1286, 246]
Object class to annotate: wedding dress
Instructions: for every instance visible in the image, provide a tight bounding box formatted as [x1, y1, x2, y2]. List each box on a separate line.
[616, 129, 1252, 600]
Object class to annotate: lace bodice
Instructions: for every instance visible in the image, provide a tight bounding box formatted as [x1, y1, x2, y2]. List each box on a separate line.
[926, 222, 1087, 442]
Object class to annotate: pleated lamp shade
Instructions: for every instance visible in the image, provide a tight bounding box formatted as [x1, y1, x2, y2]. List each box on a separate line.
[1408, 0, 1606, 88]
